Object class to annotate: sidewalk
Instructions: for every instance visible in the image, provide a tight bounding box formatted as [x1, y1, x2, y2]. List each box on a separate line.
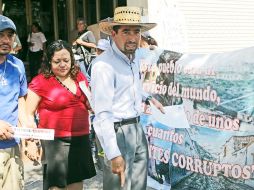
[24, 161, 103, 190]
[24, 161, 155, 190]
[24, 161, 43, 190]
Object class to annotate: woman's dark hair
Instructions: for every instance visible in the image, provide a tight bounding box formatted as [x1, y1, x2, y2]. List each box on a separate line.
[141, 35, 158, 46]
[76, 17, 87, 24]
[32, 22, 42, 32]
[40, 40, 79, 79]
[76, 17, 87, 29]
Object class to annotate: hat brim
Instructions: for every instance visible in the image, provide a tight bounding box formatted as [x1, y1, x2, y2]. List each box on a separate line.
[0, 27, 16, 33]
[99, 22, 157, 36]
[97, 45, 108, 51]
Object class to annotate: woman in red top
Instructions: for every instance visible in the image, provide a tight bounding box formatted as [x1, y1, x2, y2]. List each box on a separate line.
[26, 40, 96, 190]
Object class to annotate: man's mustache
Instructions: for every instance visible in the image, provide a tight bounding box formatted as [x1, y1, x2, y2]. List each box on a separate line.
[126, 42, 137, 45]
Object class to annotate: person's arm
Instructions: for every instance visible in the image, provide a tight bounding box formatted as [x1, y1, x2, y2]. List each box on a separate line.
[146, 95, 165, 114]
[23, 90, 41, 162]
[40, 32, 47, 56]
[139, 54, 165, 113]
[27, 33, 30, 43]
[91, 61, 121, 159]
[76, 39, 96, 49]
[18, 61, 28, 127]
[76, 31, 97, 49]
[18, 96, 27, 127]
[91, 60, 125, 186]
[27, 33, 34, 47]
[26, 89, 41, 128]
[142, 92, 165, 114]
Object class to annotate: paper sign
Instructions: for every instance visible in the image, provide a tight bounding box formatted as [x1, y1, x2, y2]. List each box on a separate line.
[151, 104, 190, 129]
[13, 127, 54, 140]
[79, 81, 92, 106]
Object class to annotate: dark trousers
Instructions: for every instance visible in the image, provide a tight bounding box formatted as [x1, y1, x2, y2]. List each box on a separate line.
[28, 50, 43, 80]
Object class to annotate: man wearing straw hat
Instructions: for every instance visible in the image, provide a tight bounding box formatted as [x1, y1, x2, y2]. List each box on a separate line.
[91, 6, 161, 190]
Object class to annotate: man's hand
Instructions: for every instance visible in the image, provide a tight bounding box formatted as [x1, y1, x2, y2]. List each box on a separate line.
[76, 39, 83, 45]
[111, 156, 125, 187]
[151, 97, 165, 114]
[72, 41, 77, 46]
[0, 120, 14, 140]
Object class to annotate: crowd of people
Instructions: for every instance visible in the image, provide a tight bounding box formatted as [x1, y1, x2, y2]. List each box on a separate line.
[0, 6, 164, 190]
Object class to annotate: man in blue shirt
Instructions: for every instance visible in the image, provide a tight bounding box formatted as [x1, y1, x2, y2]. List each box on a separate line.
[0, 15, 27, 189]
[91, 6, 163, 190]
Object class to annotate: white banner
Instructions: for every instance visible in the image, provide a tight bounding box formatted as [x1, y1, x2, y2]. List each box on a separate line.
[13, 127, 54, 140]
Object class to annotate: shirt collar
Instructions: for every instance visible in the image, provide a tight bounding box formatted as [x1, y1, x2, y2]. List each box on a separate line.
[112, 42, 138, 65]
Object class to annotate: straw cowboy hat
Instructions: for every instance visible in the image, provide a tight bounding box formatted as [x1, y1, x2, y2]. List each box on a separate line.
[99, 6, 157, 35]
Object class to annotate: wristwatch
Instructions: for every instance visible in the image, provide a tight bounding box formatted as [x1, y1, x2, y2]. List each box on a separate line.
[145, 95, 153, 104]
[146, 95, 153, 101]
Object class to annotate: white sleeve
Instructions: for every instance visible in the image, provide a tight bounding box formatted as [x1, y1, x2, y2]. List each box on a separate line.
[27, 34, 31, 42]
[91, 61, 121, 160]
[40, 32, 47, 43]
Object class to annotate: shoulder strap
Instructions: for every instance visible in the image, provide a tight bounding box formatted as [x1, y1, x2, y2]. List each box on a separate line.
[78, 31, 90, 40]
[77, 31, 92, 60]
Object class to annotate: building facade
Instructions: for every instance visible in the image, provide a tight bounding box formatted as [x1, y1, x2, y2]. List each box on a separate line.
[1, 0, 254, 57]
[0, 0, 127, 60]
[146, 0, 254, 53]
